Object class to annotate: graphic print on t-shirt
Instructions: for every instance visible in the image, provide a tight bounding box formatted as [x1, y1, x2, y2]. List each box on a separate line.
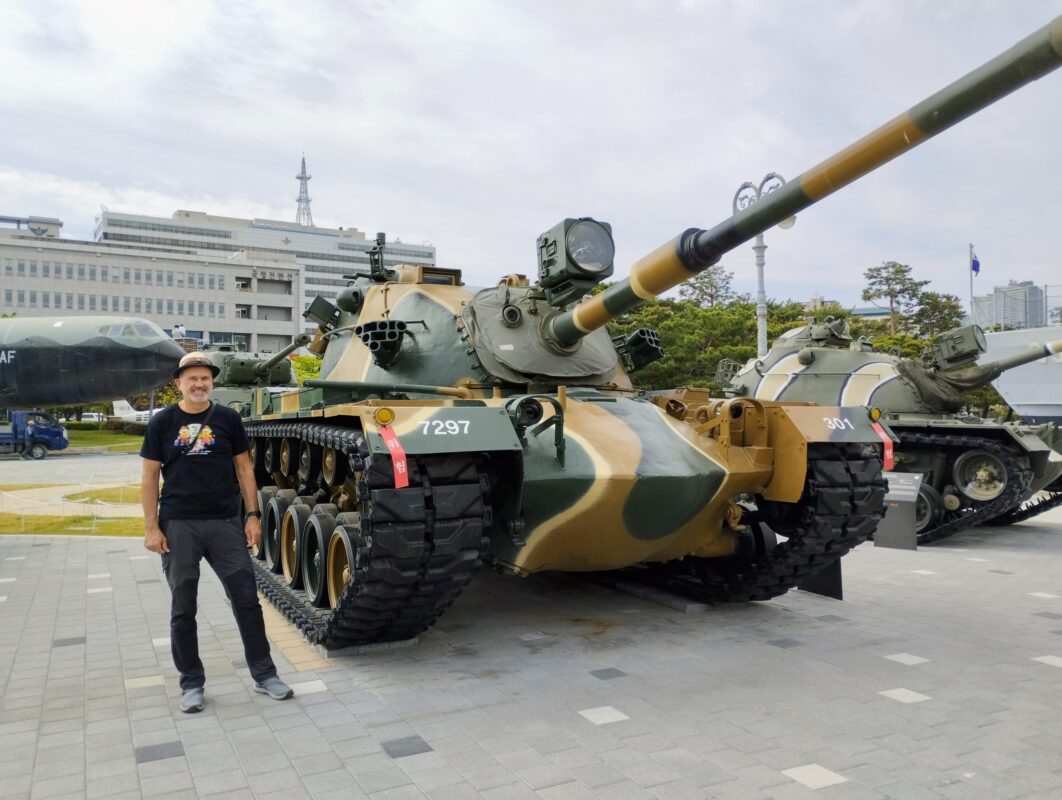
[174, 424, 216, 455]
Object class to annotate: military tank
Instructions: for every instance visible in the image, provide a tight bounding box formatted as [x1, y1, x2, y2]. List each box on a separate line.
[240, 17, 1061, 647]
[723, 318, 1062, 543]
[198, 335, 310, 413]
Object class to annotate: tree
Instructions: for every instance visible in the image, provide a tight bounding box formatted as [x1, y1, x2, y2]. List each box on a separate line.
[291, 355, 322, 386]
[911, 291, 965, 339]
[678, 263, 735, 307]
[862, 261, 929, 335]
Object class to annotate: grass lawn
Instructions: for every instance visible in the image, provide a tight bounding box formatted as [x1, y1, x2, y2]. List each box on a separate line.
[64, 484, 142, 504]
[65, 430, 145, 450]
[0, 513, 143, 536]
[0, 483, 61, 492]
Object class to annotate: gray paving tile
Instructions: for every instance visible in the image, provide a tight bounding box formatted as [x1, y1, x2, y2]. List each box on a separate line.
[766, 638, 804, 649]
[134, 740, 185, 764]
[588, 668, 627, 680]
[51, 636, 86, 648]
[382, 735, 434, 759]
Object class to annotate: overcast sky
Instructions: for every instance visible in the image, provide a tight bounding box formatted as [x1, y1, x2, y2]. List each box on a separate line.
[2, 1, 1059, 311]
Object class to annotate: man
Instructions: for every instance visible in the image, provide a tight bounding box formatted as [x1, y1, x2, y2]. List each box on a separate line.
[141, 351, 292, 713]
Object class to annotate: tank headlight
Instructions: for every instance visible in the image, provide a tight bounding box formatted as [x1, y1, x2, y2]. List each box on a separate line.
[868, 407, 881, 422]
[565, 219, 615, 274]
[374, 407, 396, 426]
[536, 217, 615, 307]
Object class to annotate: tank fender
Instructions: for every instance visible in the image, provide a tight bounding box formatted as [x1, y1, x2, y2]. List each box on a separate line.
[360, 405, 523, 456]
[762, 405, 888, 503]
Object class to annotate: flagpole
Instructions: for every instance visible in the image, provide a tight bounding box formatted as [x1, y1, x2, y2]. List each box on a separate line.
[969, 243, 975, 324]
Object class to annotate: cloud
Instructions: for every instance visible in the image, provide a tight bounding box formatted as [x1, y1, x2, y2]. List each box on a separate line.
[2, 0, 1059, 305]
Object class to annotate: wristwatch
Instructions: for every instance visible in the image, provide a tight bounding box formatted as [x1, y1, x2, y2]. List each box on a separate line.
[245, 510, 262, 521]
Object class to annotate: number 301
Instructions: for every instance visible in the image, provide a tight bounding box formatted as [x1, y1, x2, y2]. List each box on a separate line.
[823, 416, 855, 430]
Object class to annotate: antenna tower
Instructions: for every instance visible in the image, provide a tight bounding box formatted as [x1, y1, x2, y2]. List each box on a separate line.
[295, 154, 314, 227]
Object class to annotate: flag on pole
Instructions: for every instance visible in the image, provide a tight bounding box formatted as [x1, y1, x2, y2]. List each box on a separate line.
[970, 247, 981, 276]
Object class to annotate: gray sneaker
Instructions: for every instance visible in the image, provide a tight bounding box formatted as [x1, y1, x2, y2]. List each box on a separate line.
[254, 677, 293, 700]
[180, 687, 204, 713]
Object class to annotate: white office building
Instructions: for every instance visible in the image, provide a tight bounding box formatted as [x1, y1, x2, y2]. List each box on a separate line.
[972, 280, 1046, 330]
[1, 209, 436, 351]
[94, 210, 436, 336]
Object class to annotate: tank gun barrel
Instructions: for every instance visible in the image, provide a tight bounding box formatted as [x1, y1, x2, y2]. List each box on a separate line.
[548, 16, 1062, 347]
[966, 339, 1062, 386]
[255, 334, 311, 378]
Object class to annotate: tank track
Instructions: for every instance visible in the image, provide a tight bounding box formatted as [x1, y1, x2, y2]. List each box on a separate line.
[897, 432, 1032, 546]
[988, 491, 1062, 526]
[245, 422, 491, 648]
[609, 443, 886, 603]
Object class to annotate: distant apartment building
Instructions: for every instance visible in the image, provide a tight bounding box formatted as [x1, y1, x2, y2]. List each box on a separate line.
[972, 280, 1046, 330]
[95, 210, 436, 336]
[1, 209, 436, 351]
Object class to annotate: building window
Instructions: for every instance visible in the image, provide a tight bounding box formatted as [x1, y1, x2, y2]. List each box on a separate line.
[177, 273, 184, 288]
[56, 293, 62, 308]
[66, 293, 74, 309]
[134, 297, 141, 313]
[145, 270, 152, 285]
[29, 291, 37, 306]
[134, 268, 141, 284]
[198, 301, 205, 317]
[78, 263, 86, 280]
[208, 275, 215, 290]
[123, 268, 131, 283]
[77, 294, 85, 310]
[156, 270, 163, 285]
[17, 260, 25, 276]
[218, 275, 225, 290]
[167, 299, 174, 315]
[89, 295, 97, 311]
[177, 300, 185, 315]
[89, 265, 97, 280]
[187, 272, 195, 288]
[3, 288, 11, 305]
[29, 261, 37, 277]
[123, 297, 131, 312]
[100, 265, 107, 280]
[17, 290, 25, 306]
[145, 298, 152, 314]
[42, 292, 50, 308]
[112, 295, 119, 310]
[198, 273, 205, 289]
[42, 261, 50, 278]
[3, 259, 11, 275]
[100, 295, 107, 311]
[218, 303, 225, 318]
[209, 302, 215, 317]
[167, 271, 174, 287]
[66, 263, 74, 280]
[113, 267, 120, 283]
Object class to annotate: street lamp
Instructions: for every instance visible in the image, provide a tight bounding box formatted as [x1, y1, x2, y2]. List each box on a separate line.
[732, 173, 796, 358]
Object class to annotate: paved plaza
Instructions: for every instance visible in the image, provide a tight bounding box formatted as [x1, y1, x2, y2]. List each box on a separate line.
[1, 454, 1061, 799]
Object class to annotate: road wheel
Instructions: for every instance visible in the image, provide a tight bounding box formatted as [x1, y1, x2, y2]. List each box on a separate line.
[280, 504, 312, 587]
[915, 483, 945, 534]
[952, 449, 1009, 502]
[28, 443, 47, 460]
[326, 526, 356, 610]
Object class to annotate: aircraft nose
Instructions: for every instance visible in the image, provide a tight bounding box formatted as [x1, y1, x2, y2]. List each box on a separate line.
[154, 336, 186, 374]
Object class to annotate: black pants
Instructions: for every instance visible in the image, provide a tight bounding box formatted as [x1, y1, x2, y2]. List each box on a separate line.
[160, 517, 277, 691]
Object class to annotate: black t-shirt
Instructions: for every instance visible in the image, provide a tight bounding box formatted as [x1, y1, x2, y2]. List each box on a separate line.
[140, 402, 249, 521]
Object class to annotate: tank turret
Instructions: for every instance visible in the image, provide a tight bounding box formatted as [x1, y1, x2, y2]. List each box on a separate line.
[725, 321, 1062, 542]
[238, 18, 1061, 648]
[201, 334, 310, 411]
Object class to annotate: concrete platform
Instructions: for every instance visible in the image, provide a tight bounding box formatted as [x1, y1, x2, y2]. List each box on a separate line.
[1, 458, 1061, 798]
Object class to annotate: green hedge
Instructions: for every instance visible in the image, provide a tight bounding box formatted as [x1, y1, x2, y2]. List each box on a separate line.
[62, 421, 105, 431]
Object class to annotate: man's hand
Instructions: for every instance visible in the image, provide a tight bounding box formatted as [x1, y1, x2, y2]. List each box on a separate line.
[144, 524, 169, 554]
[245, 516, 262, 551]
